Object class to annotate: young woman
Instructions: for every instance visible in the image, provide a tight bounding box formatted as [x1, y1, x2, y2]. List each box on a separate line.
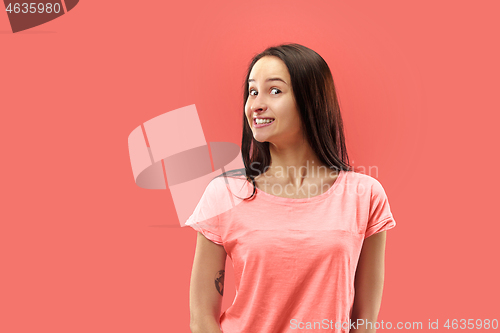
[186, 43, 396, 333]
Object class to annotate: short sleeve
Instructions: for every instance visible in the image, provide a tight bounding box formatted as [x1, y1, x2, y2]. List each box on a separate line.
[185, 179, 223, 245]
[364, 179, 396, 239]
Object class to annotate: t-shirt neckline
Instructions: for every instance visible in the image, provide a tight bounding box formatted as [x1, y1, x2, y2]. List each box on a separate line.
[249, 169, 345, 204]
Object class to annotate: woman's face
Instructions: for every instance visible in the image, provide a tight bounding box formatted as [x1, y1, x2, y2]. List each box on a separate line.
[245, 56, 303, 146]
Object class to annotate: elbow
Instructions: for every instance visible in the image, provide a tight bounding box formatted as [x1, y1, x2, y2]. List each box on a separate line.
[189, 322, 201, 333]
[189, 315, 222, 333]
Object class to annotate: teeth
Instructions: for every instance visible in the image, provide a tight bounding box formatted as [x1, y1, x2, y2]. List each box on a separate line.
[255, 118, 275, 124]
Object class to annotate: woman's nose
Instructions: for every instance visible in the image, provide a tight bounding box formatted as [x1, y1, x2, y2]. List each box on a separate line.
[250, 95, 267, 113]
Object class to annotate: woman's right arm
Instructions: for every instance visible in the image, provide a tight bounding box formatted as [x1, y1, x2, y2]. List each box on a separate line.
[189, 232, 227, 333]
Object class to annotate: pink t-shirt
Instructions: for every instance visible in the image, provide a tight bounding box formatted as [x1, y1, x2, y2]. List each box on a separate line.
[185, 169, 396, 333]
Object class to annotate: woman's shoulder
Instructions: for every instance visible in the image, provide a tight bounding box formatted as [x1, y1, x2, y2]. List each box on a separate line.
[344, 170, 390, 201]
[344, 169, 382, 185]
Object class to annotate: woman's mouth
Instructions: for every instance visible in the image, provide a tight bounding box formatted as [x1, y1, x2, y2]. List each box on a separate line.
[253, 118, 275, 128]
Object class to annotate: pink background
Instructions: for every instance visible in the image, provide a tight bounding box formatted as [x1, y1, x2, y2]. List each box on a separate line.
[1, 0, 499, 332]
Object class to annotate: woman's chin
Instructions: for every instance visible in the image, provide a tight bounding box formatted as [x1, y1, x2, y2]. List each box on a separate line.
[253, 135, 271, 143]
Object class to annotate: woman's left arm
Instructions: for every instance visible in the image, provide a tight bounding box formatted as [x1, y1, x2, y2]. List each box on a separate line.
[350, 231, 388, 333]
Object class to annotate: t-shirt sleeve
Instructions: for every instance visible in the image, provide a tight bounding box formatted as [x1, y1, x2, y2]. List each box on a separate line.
[184, 178, 223, 245]
[364, 178, 396, 239]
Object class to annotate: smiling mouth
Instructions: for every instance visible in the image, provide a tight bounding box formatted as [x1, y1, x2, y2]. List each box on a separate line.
[253, 118, 275, 126]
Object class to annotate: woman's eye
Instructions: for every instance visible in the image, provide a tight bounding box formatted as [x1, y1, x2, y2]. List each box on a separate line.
[249, 88, 281, 96]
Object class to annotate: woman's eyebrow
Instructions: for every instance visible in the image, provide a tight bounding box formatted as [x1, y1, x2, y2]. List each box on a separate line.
[248, 77, 288, 85]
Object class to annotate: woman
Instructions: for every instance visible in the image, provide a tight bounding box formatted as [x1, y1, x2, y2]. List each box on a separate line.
[186, 43, 396, 333]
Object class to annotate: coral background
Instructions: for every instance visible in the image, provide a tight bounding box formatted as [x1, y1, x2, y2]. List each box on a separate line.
[1, 0, 499, 332]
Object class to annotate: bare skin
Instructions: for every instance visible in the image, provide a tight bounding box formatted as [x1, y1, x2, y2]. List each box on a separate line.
[189, 233, 226, 333]
[253, 167, 340, 199]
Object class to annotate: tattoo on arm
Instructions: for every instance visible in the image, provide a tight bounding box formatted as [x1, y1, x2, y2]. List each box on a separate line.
[214, 270, 225, 296]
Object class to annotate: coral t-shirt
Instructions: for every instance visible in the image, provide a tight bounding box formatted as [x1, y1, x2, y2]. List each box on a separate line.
[185, 169, 396, 333]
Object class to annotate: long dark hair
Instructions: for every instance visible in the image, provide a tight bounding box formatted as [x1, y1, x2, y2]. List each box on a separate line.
[214, 43, 354, 200]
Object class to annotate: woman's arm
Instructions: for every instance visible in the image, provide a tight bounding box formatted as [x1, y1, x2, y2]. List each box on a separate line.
[350, 231, 388, 333]
[189, 232, 227, 333]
